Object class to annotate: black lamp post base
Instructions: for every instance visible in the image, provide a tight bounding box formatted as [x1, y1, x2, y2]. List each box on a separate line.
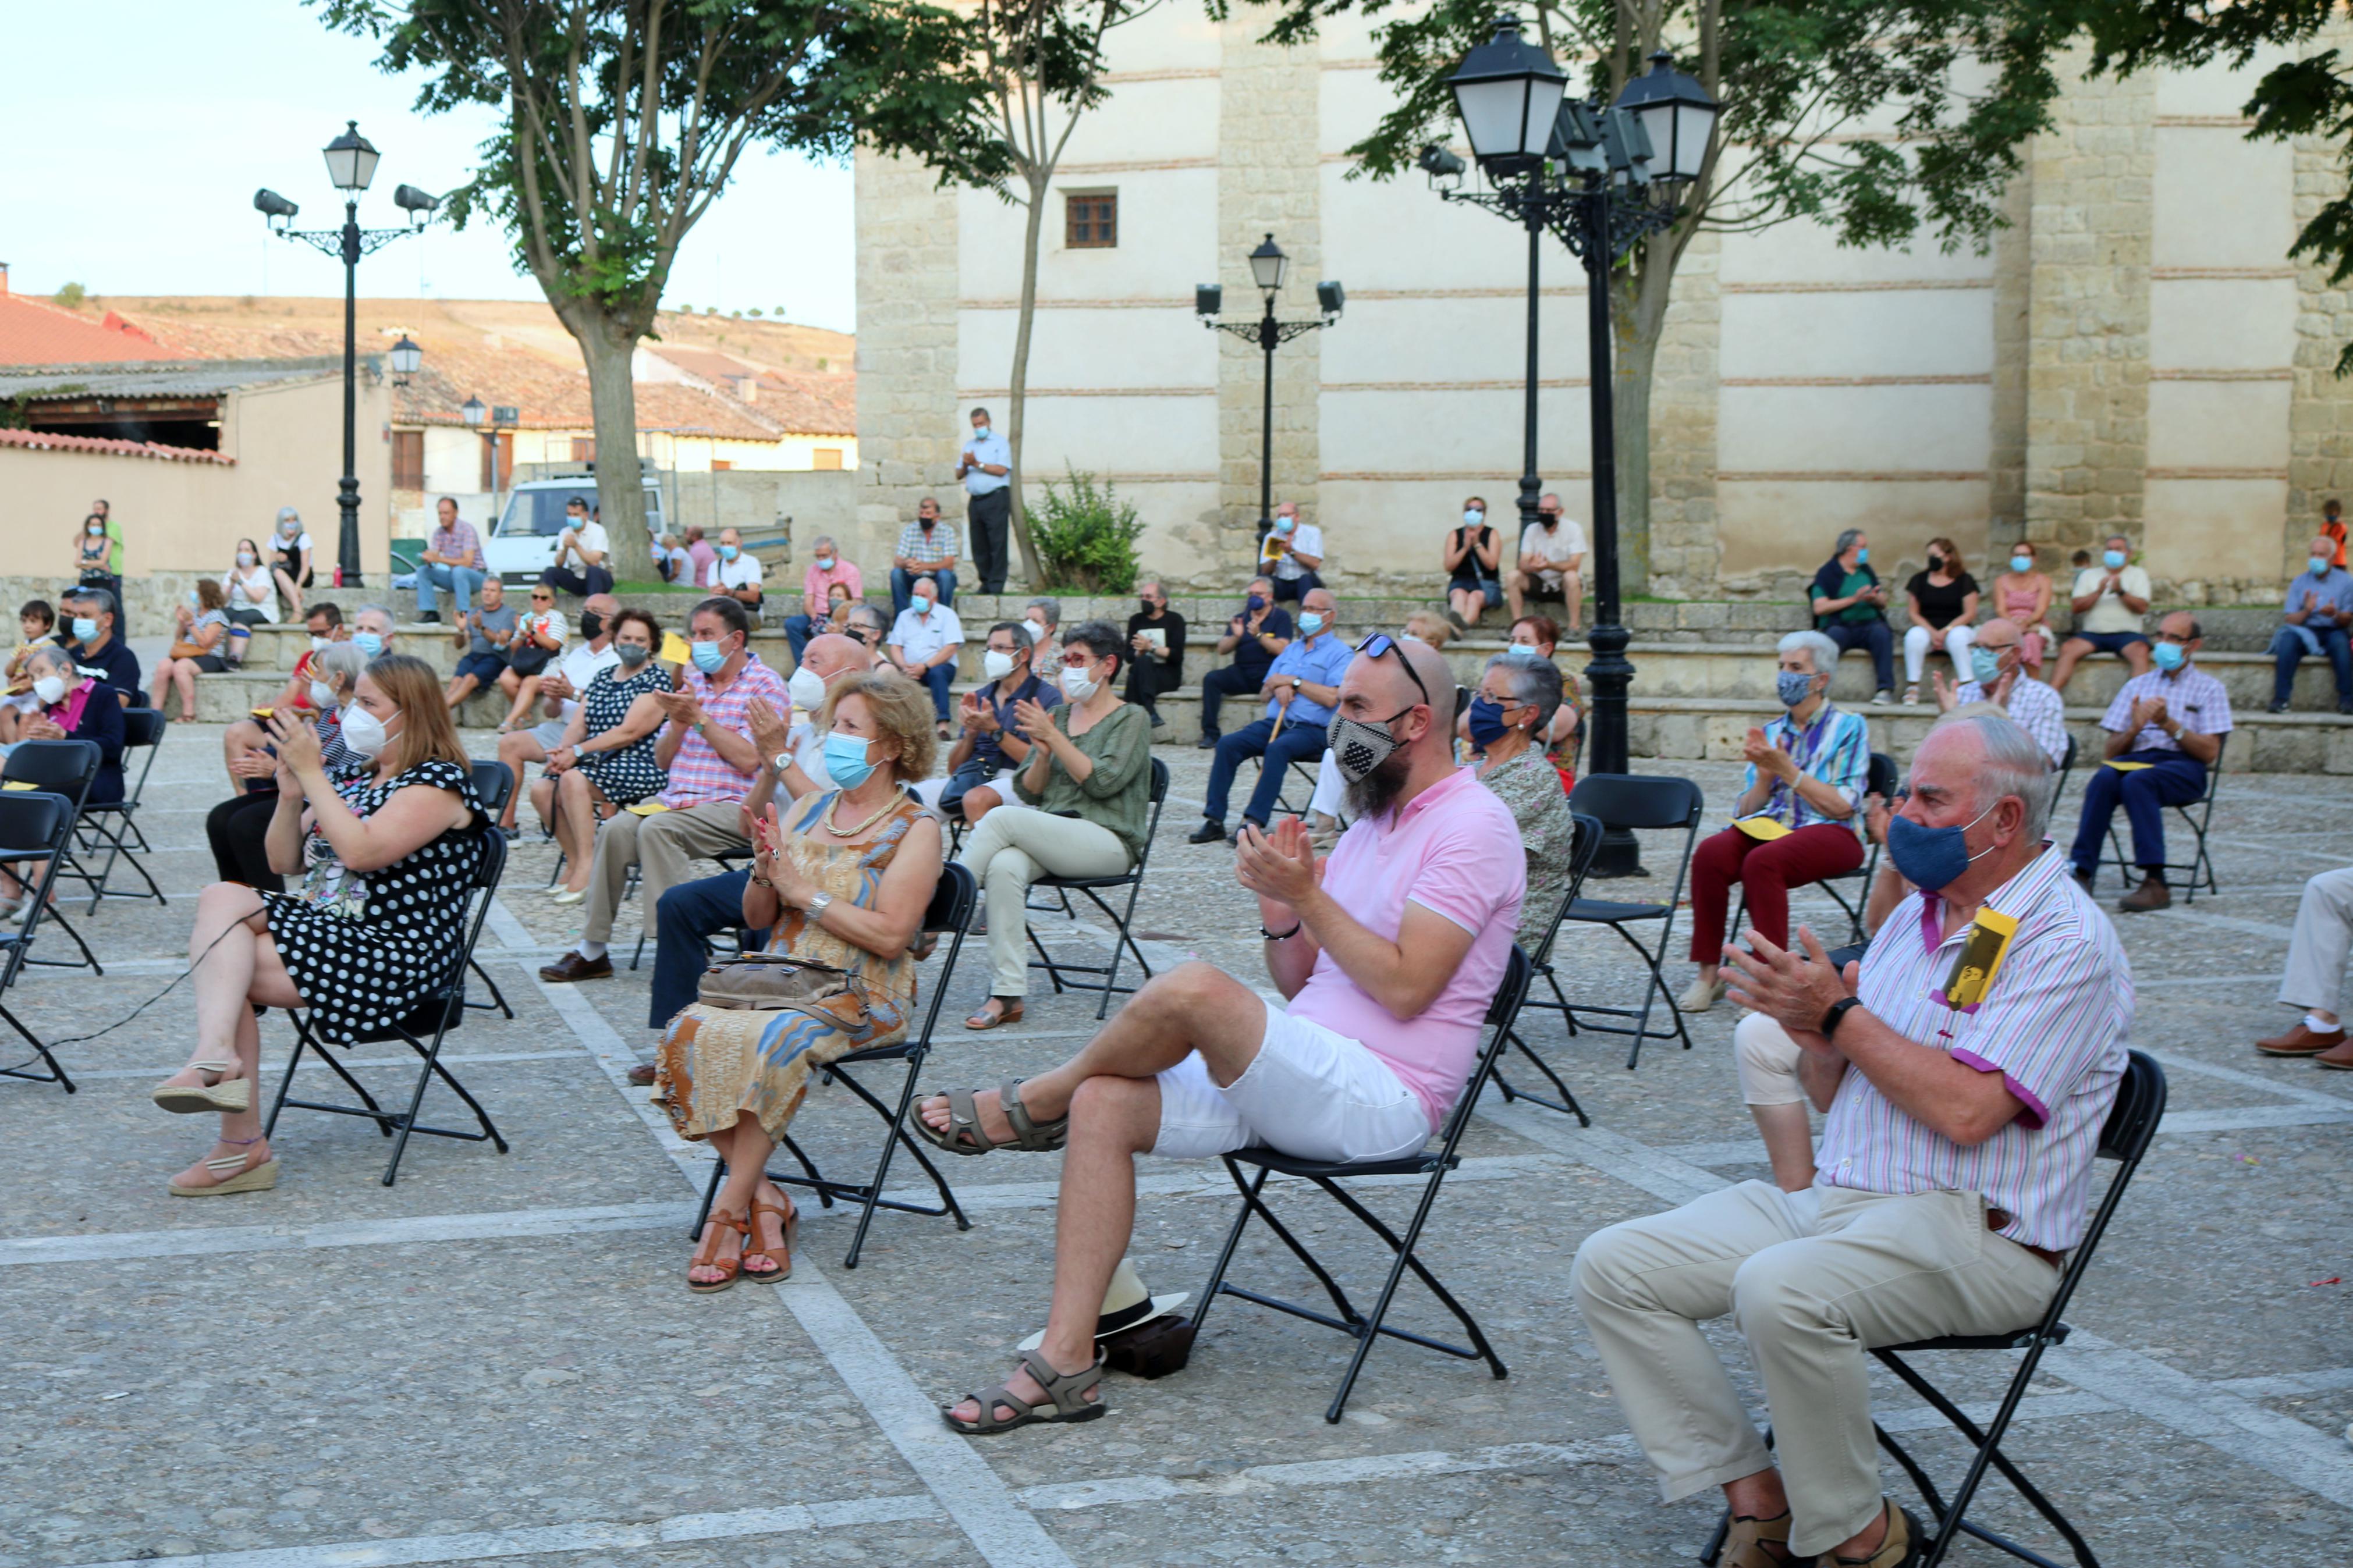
[1588, 827, 1650, 879]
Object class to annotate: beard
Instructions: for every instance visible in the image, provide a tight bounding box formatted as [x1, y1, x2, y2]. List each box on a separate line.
[1341, 748, 1414, 821]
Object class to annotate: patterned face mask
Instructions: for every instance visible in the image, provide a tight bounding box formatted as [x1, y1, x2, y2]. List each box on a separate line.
[1326, 710, 1411, 784]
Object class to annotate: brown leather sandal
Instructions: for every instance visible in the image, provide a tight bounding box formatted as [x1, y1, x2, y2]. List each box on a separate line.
[688, 1207, 750, 1293]
[743, 1192, 796, 1282]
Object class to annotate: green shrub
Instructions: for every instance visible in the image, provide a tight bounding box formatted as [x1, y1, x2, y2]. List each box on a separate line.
[1031, 467, 1146, 595]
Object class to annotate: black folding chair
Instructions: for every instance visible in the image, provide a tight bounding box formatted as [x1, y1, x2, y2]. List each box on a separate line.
[1701, 1051, 2166, 1568]
[1492, 812, 1603, 1122]
[2052, 731, 2078, 802]
[264, 827, 512, 1186]
[1732, 752, 1897, 949]
[74, 706, 169, 911]
[2102, 734, 2224, 902]
[1191, 947, 1532, 1423]
[1027, 757, 1170, 1019]
[0, 791, 86, 1091]
[687, 862, 980, 1267]
[1555, 774, 1705, 1068]
[462, 760, 517, 1019]
[0, 740, 105, 974]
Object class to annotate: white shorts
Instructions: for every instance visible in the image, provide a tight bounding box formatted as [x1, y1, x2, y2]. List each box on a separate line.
[1308, 752, 1345, 820]
[531, 719, 567, 748]
[1151, 999, 1431, 1164]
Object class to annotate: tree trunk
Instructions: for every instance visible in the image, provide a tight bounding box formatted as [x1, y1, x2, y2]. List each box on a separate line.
[1003, 166, 1050, 589]
[1609, 261, 1676, 599]
[573, 319, 651, 577]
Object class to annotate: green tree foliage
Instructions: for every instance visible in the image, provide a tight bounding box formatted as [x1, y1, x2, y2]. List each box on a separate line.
[1030, 467, 1146, 594]
[52, 283, 86, 309]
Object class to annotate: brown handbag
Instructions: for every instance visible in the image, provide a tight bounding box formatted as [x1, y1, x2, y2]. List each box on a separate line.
[695, 950, 852, 1011]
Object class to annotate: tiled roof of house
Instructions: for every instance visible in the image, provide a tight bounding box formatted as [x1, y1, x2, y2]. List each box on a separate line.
[0, 294, 191, 367]
[391, 342, 837, 441]
[640, 340, 856, 436]
[0, 426, 234, 464]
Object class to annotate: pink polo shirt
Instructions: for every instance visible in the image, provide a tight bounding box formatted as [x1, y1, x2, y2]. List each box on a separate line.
[1291, 766, 1525, 1130]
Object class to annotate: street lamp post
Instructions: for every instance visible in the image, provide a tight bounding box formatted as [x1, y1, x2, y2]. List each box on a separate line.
[461, 396, 519, 532]
[1428, 19, 1719, 876]
[1195, 236, 1345, 545]
[253, 123, 440, 588]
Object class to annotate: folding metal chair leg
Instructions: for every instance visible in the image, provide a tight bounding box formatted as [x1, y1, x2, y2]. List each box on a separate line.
[466, 955, 517, 1019]
[1189, 1162, 1276, 1337]
[24, 904, 104, 975]
[0, 1001, 73, 1091]
[1492, 1027, 1588, 1125]
[1876, 1349, 2100, 1568]
[840, 1052, 971, 1270]
[776, 1129, 835, 1207]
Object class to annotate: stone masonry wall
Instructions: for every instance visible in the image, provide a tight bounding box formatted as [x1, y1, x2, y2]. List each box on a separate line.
[1646, 229, 1723, 598]
[2288, 20, 2353, 570]
[853, 147, 962, 577]
[1988, 168, 2035, 553]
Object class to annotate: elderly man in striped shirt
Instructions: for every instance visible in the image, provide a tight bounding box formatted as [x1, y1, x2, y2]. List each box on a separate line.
[2065, 609, 2231, 914]
[1573, 714, 2129, 1568]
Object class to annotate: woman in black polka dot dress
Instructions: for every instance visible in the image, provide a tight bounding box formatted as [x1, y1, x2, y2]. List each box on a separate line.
[149, 654, 488, 1197]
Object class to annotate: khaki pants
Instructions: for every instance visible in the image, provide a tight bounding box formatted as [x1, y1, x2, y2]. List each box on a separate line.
[954, 803, 1133, 996]
[1570, 1181, 2059, 1556]
[2279, 865, 2353, 1012]
[582, 801, 751, 945]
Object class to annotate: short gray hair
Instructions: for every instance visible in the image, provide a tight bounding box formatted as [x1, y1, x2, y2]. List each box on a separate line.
[811, 534, 836, 553]
[1485, 652, 1563, 733]
[1834, 528, 1865, 556]
[1025, 596, 1062, 632]
[26, 644, 76, 677]
[1943, 712, 2057, 841]
[313, 641, 369, 688]
[1777, 629, 1840, 674]
[356, 604, 395, 631]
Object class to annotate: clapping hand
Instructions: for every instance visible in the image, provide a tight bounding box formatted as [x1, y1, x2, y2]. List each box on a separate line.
[1235, 816, 1321, 914]
[652, 688, 698, 724]
[962, 692, 998, 734]
[268, 709, 324, 776]
[1012, 695, 1057, 740]
[1930, 669, 1957, 710]
[2132, 695, 2169, 733]
[746, 695, 792, 761]
[19, 715, 65, 742]
[1862, 790, 1893, 846]
[539, 670, 576, 703]
[1722, 926, 1857, 1044]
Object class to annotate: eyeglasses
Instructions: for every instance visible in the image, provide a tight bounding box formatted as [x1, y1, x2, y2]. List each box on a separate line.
[1353, 633, 1433, 712]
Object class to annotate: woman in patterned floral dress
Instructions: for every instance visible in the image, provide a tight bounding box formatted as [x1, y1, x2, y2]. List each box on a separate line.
[653, 670, 944, 1290]
[1467, 652, 1580, 950]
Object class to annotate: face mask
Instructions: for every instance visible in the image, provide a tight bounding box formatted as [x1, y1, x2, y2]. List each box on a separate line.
[31, 675, 66, 706]
[919, 517, 936, 530]
[913, 596, 935, 616]
[310, 635, 332, 653]
[308, 680, 337, 710]
[339, 703, 395, 762]
[1245, 595, 1266, 614]
[1059, 663, 1100, 702]
[1297, 612, 1325, 637]
[822, 730, 878, 790]
[280, 523, 298, 538]
[2152, 641, 2185, 673]
[1885, 799, 1999, 894]
[1926, 554, 1944, 571]
[787, 663, 828, 712]
[1275, 520, 1295, 538]
[1503, 642, 1543, 663]
[1465, 696, 1511, 750]
[718, 544, 740, 561]
[1463, 509, 1484, 527]
[72, 618, 98, 643]
[1139, 598, 1158, 614]
[237, 552, 257, 568]
[1326, 710, 1408, 785]
[579, 611, 604, 641]
[690, 638, 728, 674]
[1775, 670, 1815, 708]
[353, 632, 385, 657]
[187, 591, 203, 609]
[2010, 555, 2033, 574]
[87, 523, 104, 537]
[1969, 646, 2003, 684]
[1854, 546, 1869, 565]
[1400, 632, 1424, 645]
[982, 649, 1017, 681]
[971, 422, 989, 437]
[615, 641, 651, 669]
[814, 556, 834, 571]
[2315, 557, 2334, 578]
[2103, 549, 2127, 570]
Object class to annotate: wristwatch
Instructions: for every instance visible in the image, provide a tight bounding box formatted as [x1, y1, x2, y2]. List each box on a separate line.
[804, 890, 835, 923]
[1820, 996, 1864, 1039]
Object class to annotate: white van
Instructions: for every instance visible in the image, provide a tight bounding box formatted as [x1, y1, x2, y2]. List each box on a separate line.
[481, 473, 667, 584]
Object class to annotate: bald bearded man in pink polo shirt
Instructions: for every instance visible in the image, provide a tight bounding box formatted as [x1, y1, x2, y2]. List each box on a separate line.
[918, 634, 1524, 1435]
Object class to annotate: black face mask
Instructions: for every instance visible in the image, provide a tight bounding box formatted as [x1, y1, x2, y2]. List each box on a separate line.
[1140, 599, 1158, 614]
[579, 611, 604, 640]
[919, 518, 936, 530]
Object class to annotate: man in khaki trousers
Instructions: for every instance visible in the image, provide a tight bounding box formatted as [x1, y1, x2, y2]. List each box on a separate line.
[1571, 716, 2130, 1568]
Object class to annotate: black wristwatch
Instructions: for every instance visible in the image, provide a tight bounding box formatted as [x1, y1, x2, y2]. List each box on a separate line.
[1820, 996, 1864, 1039]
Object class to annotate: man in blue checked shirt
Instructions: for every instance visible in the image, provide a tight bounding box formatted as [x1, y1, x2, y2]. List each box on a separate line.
[2266, 533, 2353, 715]
[2067, 609, 2231, 913]
[1191, 587, 1351, 845]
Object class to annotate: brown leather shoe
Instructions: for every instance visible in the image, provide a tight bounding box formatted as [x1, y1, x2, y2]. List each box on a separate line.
[626, 1062, 658, 1086]
[538, 951, 614, 983]
[2117, 878, 2171, 913]
[2315, 1037, 2353, 1071]
[2256, 1022, 2348, 1057]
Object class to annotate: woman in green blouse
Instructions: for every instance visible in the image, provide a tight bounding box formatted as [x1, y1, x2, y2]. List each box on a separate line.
[955, 619, 1152, 1029]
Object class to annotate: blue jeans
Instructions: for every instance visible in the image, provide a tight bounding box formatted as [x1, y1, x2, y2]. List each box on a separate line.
[2269, 623, 2353, 705]
[911, 660, 954, 721]
[890, 566, 956, 617]
[417, 563, 485, 617]
[785, 613, 819, 667]
[1204, 714, 1329, 827]
[1823, 619, 1893, 692]
[2068, 749, 2206, 878]
[649, 870, 768, 1029]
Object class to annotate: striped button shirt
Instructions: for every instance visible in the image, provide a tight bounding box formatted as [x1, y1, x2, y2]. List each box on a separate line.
[1743, 702, 1871, 840]
[2100, 663, 2233, 755]
[896, 519, 961, 569]
[1818, 844, 2131, 1251]
[1954, 674, 2068, 768]
[657, 653, 789, 810]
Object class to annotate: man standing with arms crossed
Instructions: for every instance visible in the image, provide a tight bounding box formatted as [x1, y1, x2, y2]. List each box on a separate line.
[958, 406, 1013, 595]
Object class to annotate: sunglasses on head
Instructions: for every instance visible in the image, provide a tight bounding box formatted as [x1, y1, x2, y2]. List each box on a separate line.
[1353, 633, 1433, 712]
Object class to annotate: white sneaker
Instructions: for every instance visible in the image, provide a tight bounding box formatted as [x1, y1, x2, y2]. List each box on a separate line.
[1901, 684, 1921, 707]
[1678, 975, 1726, 1014]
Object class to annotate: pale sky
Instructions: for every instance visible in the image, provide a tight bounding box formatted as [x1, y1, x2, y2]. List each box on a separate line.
[1, 0, 857, 330]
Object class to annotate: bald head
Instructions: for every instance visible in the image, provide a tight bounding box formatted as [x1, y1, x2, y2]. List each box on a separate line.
[801, 632, 870, 681]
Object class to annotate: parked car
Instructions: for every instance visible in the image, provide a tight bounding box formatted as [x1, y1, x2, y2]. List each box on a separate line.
[480, 474, 668, 584]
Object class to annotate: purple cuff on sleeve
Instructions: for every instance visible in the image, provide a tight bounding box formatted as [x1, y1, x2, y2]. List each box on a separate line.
[1952, 1048, 2050, 1129]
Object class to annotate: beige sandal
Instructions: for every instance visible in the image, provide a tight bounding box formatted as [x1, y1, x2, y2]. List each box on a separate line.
[152, 1059, 251, 1115]
[942, 1350, 1106, 1434]
[168, 1137, 279, 1197]
[1719, 1510, 1797, 1568]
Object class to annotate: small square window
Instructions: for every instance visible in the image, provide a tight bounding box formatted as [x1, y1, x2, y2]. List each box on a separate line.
[1066, 193, 1117, 250]
[811, 447, 844, 471]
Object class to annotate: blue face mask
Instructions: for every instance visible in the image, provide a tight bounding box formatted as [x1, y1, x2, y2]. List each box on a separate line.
[1775, 670, 1815, 708]
[718, 544, 740, 561]
[822, 731, 877, 789]
[1465, 695, 1511, 750]
[1245, 595, 1266, 614]
[2103, 549, 2127, 570]
[1463, 509, 1484, 528]
[1854, 546, 1869, 566]
[2010, 555, 2033, 574]
[71, 617, 98, 643]
[1885, 799, 1999, 894]
[2152, 640, 2185, 673]
[2314, 556, 2334, 578]
[690, 638, 728, 674]
[1297, 612, 1325, 637]
[352, 631, 385, 657]
[1969, 646, 2003, 684]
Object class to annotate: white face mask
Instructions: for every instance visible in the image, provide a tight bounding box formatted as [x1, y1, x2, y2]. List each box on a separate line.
[787, 663, 828, 713]
[1058, 663, 1099, 702]
[982, 649, 1017, 681]
[310, 635, 332, 653]
[309, 680, 337, 710]
[237, 552, 257, 568]
[339, 703, 397, 761]
[31, 675, 66, 706]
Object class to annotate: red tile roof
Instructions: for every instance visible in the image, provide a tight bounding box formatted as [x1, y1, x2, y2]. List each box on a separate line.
[0, 294, 193, 367]
[641, 340, 856, 436]
[391, 341, 847, 440]
[0, 426, 233, 464]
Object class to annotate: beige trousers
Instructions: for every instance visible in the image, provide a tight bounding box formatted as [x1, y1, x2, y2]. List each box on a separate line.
[2279, 865, 2353, 1012]
[954, 803, 1134, 996]
[582, 801, 751, 944]
[1569, 1181, 2060, 1556]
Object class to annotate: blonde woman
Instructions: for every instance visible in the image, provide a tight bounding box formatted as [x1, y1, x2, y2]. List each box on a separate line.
[653, 670, 944, 1290]
[150, 654, 487, 1196]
